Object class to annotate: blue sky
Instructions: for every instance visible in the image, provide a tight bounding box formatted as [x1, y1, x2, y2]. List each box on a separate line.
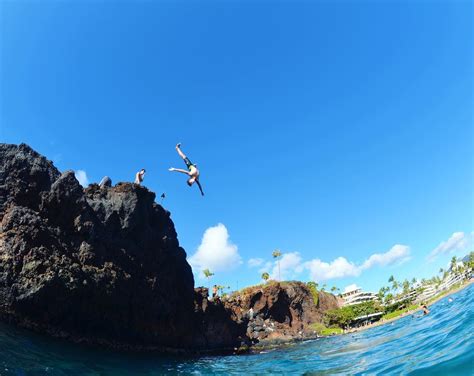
[1, 1, 472, 293]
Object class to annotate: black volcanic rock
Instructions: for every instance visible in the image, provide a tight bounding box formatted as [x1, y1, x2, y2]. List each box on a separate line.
[0, 143, 203, 350]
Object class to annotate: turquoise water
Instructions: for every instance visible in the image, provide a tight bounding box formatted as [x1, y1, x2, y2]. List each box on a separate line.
[1, 284, 473, 375]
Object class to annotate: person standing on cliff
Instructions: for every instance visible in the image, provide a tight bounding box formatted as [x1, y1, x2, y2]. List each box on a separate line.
[169, 143, 204, 196]
[135, 169, 146, 185]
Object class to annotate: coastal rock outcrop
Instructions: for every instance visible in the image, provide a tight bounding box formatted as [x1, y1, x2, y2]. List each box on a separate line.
[0, 143, 201, 350]
[0, 143, 338, 353]
[224, 282, 340, 343]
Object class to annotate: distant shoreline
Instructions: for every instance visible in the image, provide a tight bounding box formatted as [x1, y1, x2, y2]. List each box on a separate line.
[342, 279, 473, 335]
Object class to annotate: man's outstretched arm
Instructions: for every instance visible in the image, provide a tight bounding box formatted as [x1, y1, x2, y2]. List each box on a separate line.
[196, 180, 205, 196]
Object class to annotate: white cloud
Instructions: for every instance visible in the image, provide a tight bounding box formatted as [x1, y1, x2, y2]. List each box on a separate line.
[248, 258, 264, 268]
[258, 261, 273, 274]
[344, 284, 360, 293]
[188, 224, 242, 277]
[304, 245, 411, 282]
[361, 244, 411, 270]
[271, 252, 303, 280]
[75, 170, 89, 187]
[427, 231, 474, 262]
[305, 257, 360, 282]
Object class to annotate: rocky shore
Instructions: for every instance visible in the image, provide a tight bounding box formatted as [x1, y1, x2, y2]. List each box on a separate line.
[0, 143, 339, 354]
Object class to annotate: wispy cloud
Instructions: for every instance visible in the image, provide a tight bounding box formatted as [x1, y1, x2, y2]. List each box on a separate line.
[253, 244, 411, 283]
[248, 258, 264, 268]
[258, 261, 273, 274]
[74, 170, 89, 187]
[270, 252, 303, 280]
[344, 284, 360, 293]
[305, 245, 410, 282]
[305, 257, 360, 281]
[427, 231, 474, 262]
[188, 223, 242, 278]
[360, 244, 411, 270]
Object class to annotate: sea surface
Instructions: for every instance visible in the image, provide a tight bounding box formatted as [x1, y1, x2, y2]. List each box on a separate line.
[1, 284, 473, 375]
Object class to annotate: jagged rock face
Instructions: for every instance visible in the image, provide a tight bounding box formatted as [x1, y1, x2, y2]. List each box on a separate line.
[0, 143, 197, 349]
[225, 282, 340, 341]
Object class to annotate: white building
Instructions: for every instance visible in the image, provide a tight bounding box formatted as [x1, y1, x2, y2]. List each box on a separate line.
[415, 284, 437, 303]
[392, 289, 418, 305]
[438, 271, 464, 292]
[341, 286, 378, 306]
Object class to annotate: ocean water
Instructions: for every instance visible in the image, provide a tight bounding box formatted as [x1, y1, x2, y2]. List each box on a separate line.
[1, 284, 473, 375]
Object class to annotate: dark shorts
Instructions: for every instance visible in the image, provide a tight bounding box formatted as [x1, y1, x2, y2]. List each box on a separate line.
[184, 157, 194, 171]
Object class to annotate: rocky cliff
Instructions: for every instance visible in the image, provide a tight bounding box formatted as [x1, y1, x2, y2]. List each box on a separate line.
[0, 143, 339, 353]
[224, 281, 340, 345]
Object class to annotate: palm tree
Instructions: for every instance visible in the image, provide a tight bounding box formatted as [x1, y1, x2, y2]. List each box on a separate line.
[388, 275, 394, 284]
[331, 286, 337, 293]
[451, 256, 457, 273]
[321, 284, 327, 292]
[402, 279, 410, 294]
[378, 287, 386, 301]
[468, 252, 474, 270]
[203, 268, 214, 290]
[261, 272, 270, 283]
[272, 249, 282, 281]
[439, 267, 444, 275]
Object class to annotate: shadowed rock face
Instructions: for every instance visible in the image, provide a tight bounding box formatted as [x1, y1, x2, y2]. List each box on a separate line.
[0, 143, 199, 349]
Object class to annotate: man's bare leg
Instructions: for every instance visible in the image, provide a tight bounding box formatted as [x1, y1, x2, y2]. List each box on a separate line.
[175, 143, 187, 160]
[169, 168, 190, 175]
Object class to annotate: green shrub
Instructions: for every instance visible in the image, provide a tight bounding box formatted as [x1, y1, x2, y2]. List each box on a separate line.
[308, 323, 343, 336]
[306, 282, 319, 306]
[321, 327, 343, 336]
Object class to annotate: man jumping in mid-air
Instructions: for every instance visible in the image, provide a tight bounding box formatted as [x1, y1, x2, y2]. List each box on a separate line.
[169, 143, 204, 196]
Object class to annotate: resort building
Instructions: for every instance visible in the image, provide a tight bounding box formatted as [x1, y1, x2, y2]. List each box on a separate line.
[392, 289, 418, 305]
[341, 286, 378, 306]
[350, 312, 384, 328]
[438, 271, 465, 292]
[415, 284, 437, 303]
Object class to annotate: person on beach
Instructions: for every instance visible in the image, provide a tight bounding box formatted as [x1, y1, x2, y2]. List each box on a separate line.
[169, 143, 204, 196]
[135, 169, 146, 185]
[421, 304, 430, 315]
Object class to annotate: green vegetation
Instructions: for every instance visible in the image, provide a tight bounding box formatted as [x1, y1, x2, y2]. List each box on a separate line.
[321, 327, 343, 335]
[468, 251, 474, 269]
[261, 272, 270, 282]
[203, 269, 214, 289]
[325, 300, 384, 329]
[381, 304, 418, 320]
[306, 281, 319, 306]
[308, 322, 343, 336]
